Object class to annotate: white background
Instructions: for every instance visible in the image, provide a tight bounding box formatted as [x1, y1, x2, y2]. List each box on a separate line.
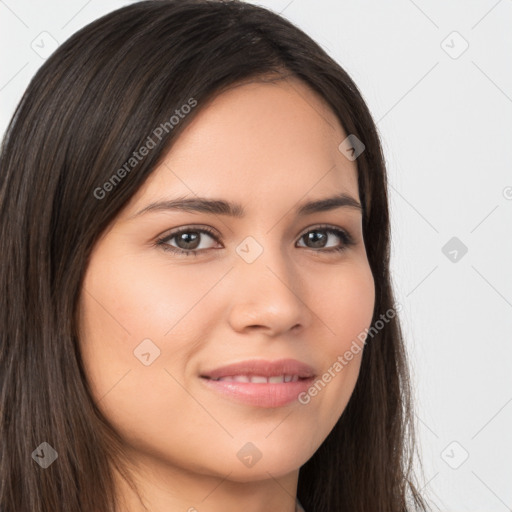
[1, 1, 511, 510]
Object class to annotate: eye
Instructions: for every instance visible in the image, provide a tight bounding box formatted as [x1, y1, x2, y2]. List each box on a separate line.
[296, 225, 355, 253]
[155, 224, 355, 257]
[156, 226, 220, 256]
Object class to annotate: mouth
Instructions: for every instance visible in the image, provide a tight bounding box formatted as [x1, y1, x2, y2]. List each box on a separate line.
[206, 374, 304, 383]
[199, 358, 316, 408]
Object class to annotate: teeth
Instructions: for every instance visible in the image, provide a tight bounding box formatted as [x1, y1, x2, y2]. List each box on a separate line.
[214, 375, 300, 383]
[251, 375, 268, 383]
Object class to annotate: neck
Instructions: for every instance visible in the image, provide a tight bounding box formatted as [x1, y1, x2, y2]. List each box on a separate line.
[112, 454, 300, 512]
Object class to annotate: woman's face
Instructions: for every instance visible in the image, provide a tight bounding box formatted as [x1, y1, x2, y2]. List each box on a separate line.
[78, 77, 375, 485]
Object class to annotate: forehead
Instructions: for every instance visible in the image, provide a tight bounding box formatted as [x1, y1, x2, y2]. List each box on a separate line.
[122, 77, 359, 217]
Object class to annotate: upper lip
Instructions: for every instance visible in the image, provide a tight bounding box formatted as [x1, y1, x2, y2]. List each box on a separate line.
[200, 358, 316, 380]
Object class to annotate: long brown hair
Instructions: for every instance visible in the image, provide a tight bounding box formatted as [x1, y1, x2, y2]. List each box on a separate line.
[0, 1, 431, 510]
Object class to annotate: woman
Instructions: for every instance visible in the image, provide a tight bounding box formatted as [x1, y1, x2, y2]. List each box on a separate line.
[0, 1, 431, 511]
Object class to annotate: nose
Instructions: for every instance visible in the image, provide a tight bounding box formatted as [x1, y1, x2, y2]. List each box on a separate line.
[227, 250, 313, 337]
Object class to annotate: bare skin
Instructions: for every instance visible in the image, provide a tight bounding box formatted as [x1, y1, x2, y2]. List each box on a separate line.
[78, 76, 375, 512]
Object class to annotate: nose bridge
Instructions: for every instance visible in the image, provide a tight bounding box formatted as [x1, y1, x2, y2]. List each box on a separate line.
[228, 234, 311, 333]
[235, 232, 296, 294]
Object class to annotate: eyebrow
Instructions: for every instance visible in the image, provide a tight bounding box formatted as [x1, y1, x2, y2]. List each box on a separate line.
[131, 192, 363, 219]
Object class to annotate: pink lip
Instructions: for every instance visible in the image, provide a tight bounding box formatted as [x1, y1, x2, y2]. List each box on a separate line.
[200, 358, 315, 408]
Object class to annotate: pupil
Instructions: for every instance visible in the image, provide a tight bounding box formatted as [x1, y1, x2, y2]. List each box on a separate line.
[307, 231, 326, 248]
[178, 232, 200, 249]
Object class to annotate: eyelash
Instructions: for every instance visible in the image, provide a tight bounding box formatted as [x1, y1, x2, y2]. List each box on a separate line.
[155, 224, 355, 257]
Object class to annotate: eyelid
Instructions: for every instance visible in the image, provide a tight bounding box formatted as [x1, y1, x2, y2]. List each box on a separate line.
[157, 224, 220, 240]
[157, 224, 220, 245]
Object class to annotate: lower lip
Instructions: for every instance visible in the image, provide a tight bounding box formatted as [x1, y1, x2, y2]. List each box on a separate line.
[200, 377, 314, 408]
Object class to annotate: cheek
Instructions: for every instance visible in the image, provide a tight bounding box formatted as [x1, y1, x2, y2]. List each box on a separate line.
[77, 252, 228, 468]
[79, 249, 221, 352]
[319, 259, 375, 348]
[77, 248, 230, 415]
[302, 259, 375, 428]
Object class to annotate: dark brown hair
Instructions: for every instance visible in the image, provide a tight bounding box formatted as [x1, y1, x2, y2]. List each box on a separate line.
[0, 1, 431, 510]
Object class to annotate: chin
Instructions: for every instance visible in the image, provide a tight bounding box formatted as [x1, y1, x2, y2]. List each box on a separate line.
[219, 438, 316, 482]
